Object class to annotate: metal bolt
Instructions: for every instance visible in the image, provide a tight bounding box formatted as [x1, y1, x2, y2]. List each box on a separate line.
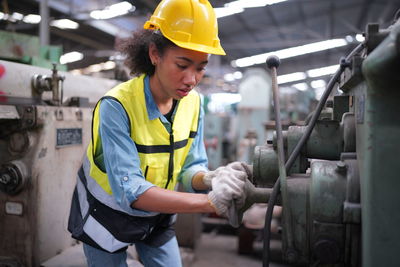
[336, 161, 347, 174]
[26, 107, 32, 113]
[340, 57, 351, 68]
[0, 173, 11, 184]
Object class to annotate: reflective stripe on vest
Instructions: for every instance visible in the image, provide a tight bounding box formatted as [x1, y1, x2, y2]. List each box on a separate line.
[87, 74, 200, 196]
[83, 215, 130, 252]
[82, 157, 158, 216]
[74, 167, 133, 252]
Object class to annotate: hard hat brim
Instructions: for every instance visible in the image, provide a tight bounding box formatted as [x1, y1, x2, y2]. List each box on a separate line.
[168, 37, 226, 56]
[143, 23, 226, 56]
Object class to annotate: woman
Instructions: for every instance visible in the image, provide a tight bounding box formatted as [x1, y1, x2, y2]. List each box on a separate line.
[68, 0, 248, 266]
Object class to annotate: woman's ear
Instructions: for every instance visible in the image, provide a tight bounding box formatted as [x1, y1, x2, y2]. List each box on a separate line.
[148, 43, 159, 66]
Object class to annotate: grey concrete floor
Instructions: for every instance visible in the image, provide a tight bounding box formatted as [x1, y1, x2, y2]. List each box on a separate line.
[191, 232, 288, 267]
[41, 233, 289, 267]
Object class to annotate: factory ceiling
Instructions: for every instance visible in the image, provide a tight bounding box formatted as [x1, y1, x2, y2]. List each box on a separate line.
[1, 0, 400, 90]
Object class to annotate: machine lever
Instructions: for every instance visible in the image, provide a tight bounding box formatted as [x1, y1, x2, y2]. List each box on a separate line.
[31, 63, 65, 105]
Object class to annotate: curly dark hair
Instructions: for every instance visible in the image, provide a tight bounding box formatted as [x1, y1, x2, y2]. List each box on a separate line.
[119, 29, 176, 76]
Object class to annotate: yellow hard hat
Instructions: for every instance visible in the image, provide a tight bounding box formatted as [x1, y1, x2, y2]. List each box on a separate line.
[143, 0, 226, 55]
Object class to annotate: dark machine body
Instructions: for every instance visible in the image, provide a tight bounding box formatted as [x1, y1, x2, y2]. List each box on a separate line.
[248, 18, 400, 266]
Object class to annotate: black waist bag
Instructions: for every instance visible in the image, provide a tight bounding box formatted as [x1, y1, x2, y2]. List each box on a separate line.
[68, 167, 175, 253]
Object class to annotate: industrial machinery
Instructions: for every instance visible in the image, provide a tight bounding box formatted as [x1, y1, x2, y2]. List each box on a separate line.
[1, 12, 399, 267]
[239, 15, 400, 266]
[0, 60, 118, 266]
[204, 113, 233, 170]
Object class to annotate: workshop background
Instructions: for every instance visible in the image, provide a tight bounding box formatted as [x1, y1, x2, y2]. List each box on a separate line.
[1, 0, 400, 266]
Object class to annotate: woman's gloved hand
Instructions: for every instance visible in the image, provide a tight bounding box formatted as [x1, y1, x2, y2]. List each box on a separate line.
[206, 166, 247, 217]
[203, 161, 252, 188]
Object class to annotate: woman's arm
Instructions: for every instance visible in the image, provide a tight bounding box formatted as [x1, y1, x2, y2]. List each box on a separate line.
[132, 186, 215, 213]
[191, 171, 208, 191]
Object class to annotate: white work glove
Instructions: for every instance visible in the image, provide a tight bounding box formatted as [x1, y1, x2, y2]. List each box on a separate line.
[207, 167, 247, 218]
[203, 161, 249, 188]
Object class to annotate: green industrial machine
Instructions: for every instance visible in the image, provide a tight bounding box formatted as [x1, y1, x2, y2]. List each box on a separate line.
[0, 30, 66, 70]
[240, 16, 400, 266]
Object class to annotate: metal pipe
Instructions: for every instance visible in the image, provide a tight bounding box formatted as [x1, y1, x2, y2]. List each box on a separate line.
[245, 182, 275, 205]
[229, 178, 275, 228]
[266, 56, 294, 252]
[39, 0, 50, 46]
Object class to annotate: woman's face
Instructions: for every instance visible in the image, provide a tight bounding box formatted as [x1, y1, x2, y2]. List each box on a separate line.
[150, 45, 209, 100]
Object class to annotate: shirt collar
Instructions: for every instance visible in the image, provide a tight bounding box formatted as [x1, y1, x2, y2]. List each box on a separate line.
[144, 75, 163, 120]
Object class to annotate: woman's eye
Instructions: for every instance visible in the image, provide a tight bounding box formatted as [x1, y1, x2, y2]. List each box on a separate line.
[177, 64, 187, 69]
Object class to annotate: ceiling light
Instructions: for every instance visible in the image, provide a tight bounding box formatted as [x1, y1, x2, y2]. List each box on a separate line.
[227, 0, 288, 8]
[70, 69, 82, 75]
[224, 71, 243, 82]
[277, 72, 306, 84]
[262, 65, 338, 87]
[11, 12, 24, 21]
[72, 61, 116, 74]
[216, 0, 288, 18]
[345, 35, 354, 42]
[23, 14, 41, 24]
[214, 6, 244, 18]
[233, 71, 243, 79]
[87, 64, 102, 73]
[292, 82, 308, 91]
[60, 51, 84, 64]
[90, 1, 134, 20]
[355, 34, 365, 42]
[311, 79, 326, 89]
[50, 19, 79, 29]
[102, 61, 116, 70]
[307, 64, 339, 78]
[109, 1, 133, 11]
[232, 38, 348, 67]
[224, 73, 235, 82]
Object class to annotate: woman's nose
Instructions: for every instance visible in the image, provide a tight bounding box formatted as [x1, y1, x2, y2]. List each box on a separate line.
[183, 70, 196, 87]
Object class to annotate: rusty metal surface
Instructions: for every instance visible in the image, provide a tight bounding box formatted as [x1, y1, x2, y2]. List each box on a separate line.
[0, 105, 92, 266]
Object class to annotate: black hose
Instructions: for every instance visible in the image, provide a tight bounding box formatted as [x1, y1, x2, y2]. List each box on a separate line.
[262, 42, 365, 267]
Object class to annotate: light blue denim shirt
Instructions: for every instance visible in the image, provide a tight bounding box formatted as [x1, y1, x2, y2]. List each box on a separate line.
[96, 75, 208, 215]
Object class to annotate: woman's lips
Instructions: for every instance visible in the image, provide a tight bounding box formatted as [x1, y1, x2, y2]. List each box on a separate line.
[177, 89, 190, 97]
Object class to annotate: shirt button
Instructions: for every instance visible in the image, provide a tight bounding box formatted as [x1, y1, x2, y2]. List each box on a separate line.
[123, 176, 129, 182]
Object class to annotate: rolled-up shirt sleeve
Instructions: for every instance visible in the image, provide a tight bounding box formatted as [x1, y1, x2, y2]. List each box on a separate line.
[98, 98, 155, 214]
[178, 104, 209, 193]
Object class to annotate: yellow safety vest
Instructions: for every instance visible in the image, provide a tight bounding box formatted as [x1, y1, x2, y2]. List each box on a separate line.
[87, 74, 200, 193]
